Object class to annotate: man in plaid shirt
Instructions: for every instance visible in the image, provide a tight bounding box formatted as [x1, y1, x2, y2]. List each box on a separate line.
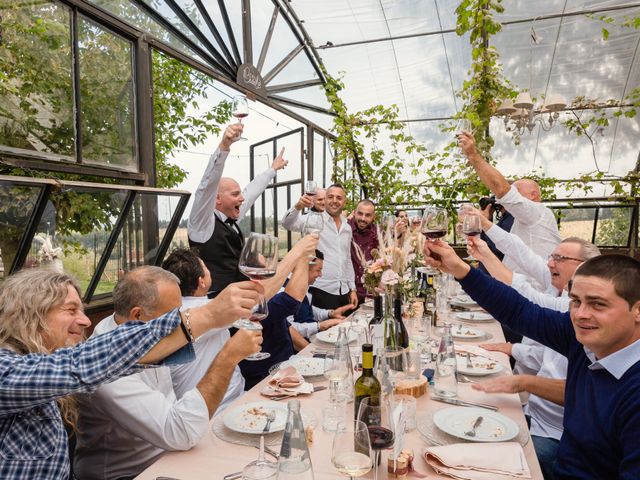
[0, 268, 263, 480]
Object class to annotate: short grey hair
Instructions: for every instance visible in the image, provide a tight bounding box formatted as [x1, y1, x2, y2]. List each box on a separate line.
[113, 266, 179, 319]
[561, 237, 601, 260]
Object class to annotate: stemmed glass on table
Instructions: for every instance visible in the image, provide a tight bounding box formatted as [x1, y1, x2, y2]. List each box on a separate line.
[357, 396, 395, 480]
[241, 436, 277, 480]
[231, 95, 249, 141]
[234, 232, 278, 360]
[324, 353, 350, 402]
[331, 420, 373, 480]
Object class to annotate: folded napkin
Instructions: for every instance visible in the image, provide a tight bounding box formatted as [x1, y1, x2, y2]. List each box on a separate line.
[424, 442, 531, 480]
[260, 366, 314, 398]
[454, 345, 490, 357]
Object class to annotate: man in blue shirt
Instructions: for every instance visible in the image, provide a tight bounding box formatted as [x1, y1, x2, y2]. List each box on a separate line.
[424, 240, 640, 479]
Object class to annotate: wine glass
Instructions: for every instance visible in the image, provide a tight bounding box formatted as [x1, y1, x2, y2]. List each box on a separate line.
[324, 353, 349, 402]
[234, 233, 278, 360]
[462, 215, 482, 261]
[302, 211, 324, 236]
[421, 207, 448, 241]
[305, 180, 318, 197]
[357, 397, 394, 480]
[331, 420, 373, 479]
[242, 436, 277, 480]
[455, 118, 473, 136]
[231, 95, 249, 141]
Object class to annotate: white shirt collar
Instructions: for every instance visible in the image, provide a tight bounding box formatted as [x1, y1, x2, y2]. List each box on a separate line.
[584, 338, 640, 379]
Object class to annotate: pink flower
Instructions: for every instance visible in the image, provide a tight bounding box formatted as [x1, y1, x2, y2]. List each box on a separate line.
[380, 269, 400, 286]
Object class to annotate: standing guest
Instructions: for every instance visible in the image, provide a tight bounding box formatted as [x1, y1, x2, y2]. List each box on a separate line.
[281, 184, 357, 310]
[0, 268, 260, 480]
[74, 267, 262, 480]
[425, 241, 640, 479]
[188, 123, 288, 295]
[458, 132, 561, 279]
[349, 199, 379, 303]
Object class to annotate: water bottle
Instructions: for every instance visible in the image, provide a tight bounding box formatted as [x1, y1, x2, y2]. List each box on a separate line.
[277, 400, 314, 479]
[433, 323, 457, 398]
[334, 326, 354, 402]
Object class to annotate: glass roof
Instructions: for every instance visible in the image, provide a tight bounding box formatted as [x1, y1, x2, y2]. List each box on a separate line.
[88, 0, 640, 196]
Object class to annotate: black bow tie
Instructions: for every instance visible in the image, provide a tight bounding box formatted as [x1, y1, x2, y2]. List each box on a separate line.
[224, 218, 237, 226]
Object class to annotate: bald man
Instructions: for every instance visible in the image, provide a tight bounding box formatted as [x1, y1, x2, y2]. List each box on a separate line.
[188, 124, 288, 294]
[458, 132, 561, 280]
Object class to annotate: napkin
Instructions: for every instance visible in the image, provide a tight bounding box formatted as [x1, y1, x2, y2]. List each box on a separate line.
[260, 366, 314, 398]
[424, 442, 531, 480]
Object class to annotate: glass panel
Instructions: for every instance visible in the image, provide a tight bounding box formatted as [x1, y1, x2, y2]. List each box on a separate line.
[313, 131, 325, 186]
[95, 193, 183, 297]
[595, 207, 632, 247]
[288, 182, 302, 251]
[262, 187, 275, 238]
[0, 182, 44, 278]
[276, 186, 289, 257]
[556, 207, 596, 242]
[23, 188, 129, 294]
[78, 16, 137, 170]
[274, 132, 302, 184]
[0, 1, 75, 160]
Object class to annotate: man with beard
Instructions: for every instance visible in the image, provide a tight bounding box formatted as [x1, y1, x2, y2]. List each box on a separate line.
[349, 199, 379, 304]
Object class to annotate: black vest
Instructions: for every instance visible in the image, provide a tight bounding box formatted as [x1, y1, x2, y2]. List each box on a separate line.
[189, 215, 247, 293]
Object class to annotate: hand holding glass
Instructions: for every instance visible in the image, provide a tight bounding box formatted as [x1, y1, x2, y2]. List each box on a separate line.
[231, 95, 249, 141]
[421, 207, 448, 241]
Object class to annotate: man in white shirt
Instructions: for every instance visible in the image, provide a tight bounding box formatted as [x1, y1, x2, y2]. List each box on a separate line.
[188, 123, 288, 294]
[161, 248, 245, 411]
[458, 132, 561, 279]
[281, 184, 358, 310]
[74, 266, 262, 480]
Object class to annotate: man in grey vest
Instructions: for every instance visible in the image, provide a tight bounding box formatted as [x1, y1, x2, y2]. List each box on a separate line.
[188, 123, 287, 295]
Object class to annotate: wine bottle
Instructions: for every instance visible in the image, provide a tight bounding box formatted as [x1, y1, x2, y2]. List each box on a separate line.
[368, 295, 384, 352]
[393, 296, 410, 348]
[354, 343, 381, 420]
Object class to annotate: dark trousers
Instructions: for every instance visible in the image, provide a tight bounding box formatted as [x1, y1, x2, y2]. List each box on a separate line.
[309, 287, 351, 310]
[532, 434, 559, 480]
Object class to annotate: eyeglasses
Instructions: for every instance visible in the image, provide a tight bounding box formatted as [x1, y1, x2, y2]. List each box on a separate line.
[548, 254, 583, 263]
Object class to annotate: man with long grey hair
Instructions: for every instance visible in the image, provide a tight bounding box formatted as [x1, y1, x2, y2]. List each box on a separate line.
[0, 267, 263, 480]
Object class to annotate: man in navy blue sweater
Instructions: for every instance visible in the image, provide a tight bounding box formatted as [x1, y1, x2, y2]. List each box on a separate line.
[424, 240, 640, 479]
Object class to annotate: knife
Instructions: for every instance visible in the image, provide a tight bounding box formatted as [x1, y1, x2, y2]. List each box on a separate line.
[430, 396, 498, 411]
[313, 385, 327, 392]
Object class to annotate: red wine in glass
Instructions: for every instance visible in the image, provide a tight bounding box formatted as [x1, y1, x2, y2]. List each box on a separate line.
[233, 112, 248, 119]
[463, 229, 481, 237]
[423, 230, 447, 240]
[367, 425, 394, 450]
[249, 312, 268, 322]
[239, 266, 277, 280]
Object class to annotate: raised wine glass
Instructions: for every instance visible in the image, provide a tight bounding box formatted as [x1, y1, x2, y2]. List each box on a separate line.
[231, 94, 249, 141]
[421, 207, 448, 241]
[331, 420, 373, 479]
[234, 232, 278, 360]
[357, 396, 394, 480]
[304, 180, 318, 197]
[462, 214, 482, 261]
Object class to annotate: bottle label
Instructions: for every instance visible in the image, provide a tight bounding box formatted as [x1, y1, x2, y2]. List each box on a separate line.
[371, 324, 384, 352]
[362, 350, 374, 370]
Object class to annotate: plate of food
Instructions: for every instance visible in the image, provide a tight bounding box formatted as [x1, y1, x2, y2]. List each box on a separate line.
[433, 407, 519, 442]
[277, 356, 324, 377]
[455, 311, 494, 322]
[456, 354, 504, 376]
[315, 327, 358, 344]
[223, 401, 288, 434]
[450, 324, 485, 339]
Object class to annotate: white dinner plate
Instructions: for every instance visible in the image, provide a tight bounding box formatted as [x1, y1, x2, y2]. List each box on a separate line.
[456, 354, 504, 376]
[433, 407, 519, 442]
[223, 401, 288, 434]
[278, 356, 324, 377]
[455, 311, 494, 322]
[451, 325, 485, 339]
[315, 328, 358, 344]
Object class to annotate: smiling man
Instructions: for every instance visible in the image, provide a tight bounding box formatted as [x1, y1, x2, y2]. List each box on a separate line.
[188, 123, 288, 295]
[348, 199, 379, 303]
[424, 241, 640, 479]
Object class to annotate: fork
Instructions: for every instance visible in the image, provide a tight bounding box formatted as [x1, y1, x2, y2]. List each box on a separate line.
[464, 416, 483, 437]
[466, 352, 473, 369]
[262, 410, 276, 433]
[457, 373, 475, 383]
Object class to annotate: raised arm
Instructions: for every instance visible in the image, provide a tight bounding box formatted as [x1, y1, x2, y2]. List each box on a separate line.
[467, 236, 513, 284]
[239, 147, 287, 218]
[281, 194, 312, 231]
[188, 124, 242, 243]
[458, 132, 511, 198]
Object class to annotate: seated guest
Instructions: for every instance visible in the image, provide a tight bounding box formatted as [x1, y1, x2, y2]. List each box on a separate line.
[239, 257, 311, 390]
[0, 268, 260, 480]
[74, 267, 262, 480]
[425, 241, 640, 479]
[288, 249, 351, 339]
[161, 248, 244, 410]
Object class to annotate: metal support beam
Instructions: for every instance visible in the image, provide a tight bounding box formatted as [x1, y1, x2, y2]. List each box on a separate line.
[263, 43, 305, 84]
[153, 194, 190, 265]
[193, 0, 237, 69]
[266, 78, 323, 94]
[71, 9, 83, 164]
[218, 0, 242, 66]
[270, 94, 336, 116]
[257, 4, 280, 73]
[242, 0, 253, 65]
[136, 37, 155, 187]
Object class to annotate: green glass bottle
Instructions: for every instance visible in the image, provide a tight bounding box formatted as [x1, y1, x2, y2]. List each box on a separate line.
[354, 343, 381, 420]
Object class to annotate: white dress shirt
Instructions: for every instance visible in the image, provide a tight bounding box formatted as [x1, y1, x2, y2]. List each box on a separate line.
[188, 147, 276, 243]
[286, 292, 331, 337]
[171, 296, 244, 412]
[512, 342, 567, 441]
[496, 185, 561, 278]
[281, 208, 355, 295]
[74, 315, 209, 480]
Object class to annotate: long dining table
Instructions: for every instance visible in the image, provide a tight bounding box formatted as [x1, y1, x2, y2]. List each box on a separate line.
[136, 306, 543, 479]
